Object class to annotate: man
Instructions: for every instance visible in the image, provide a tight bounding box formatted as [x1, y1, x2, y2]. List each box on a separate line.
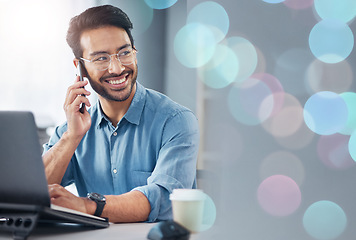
[42, 5, 199, 223]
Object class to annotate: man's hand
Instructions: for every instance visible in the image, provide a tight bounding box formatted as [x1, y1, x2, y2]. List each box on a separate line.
[48, 184, 151, 223]
[63, 76, 92, 139]
[43, 77, 93, 185]
[48, 184, 96, 215]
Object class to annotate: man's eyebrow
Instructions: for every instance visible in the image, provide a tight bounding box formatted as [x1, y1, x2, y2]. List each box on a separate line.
[89, 44, 132, 57]
[117, 44, 131, 52]
[89, 51, 109, 57]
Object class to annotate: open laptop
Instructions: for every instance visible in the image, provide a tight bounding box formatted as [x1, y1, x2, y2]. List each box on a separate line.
[0, 111, 109, 239]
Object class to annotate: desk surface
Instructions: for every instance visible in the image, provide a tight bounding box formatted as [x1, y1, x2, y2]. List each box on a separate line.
[0, 222, 203, 240]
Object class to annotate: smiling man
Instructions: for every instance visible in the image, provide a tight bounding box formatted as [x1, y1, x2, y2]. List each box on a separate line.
[42, 5, 199, 223]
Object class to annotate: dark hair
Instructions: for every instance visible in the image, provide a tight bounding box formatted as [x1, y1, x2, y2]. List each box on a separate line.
[66, 5, 134, 59]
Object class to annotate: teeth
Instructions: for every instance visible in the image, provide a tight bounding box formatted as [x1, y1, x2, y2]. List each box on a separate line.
[108, 78, 126, 85]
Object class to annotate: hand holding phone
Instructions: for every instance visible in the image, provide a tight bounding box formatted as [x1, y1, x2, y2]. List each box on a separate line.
[78, 61, 86, 114]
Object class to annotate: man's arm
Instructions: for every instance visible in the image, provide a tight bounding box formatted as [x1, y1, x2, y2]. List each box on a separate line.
[43, 77, 91, 184]
[49, 184, 150, 223]
[103, 191, 151, 222]
[43, 132, 83, 184]
[132, 109, 200, 222]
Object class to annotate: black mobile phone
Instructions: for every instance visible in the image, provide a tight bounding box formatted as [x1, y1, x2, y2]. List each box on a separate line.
[78, 61, 86, 114]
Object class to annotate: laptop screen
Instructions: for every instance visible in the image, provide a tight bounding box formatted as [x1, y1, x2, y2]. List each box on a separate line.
[0, 111, 50, 207]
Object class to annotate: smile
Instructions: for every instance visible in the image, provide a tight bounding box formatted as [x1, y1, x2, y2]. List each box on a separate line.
[108, 77, 126, 85]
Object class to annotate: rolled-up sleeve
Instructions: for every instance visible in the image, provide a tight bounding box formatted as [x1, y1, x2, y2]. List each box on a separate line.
[42, 125, 63, 154]
[132, 110, 200, 222]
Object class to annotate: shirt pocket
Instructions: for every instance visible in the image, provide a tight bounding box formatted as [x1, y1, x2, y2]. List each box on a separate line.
[131, 171, 152, 189]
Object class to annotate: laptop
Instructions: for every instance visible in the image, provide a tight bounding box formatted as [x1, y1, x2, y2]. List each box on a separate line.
[0, 111, 109, 239]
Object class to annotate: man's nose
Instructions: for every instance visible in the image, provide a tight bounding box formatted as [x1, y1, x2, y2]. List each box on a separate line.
[108, 55, 125, 74]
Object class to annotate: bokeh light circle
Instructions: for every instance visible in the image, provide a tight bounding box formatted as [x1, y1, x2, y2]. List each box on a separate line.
[198, 44, 239, 89]
[263, 0, 285, 3]
[254, 46, 267, 73]
[174, 23, 216, 68]
[306, 59, 353, 94]
[309, 19, 354, 64]
[187, 1, 229, 43]
[273, 94, 315, 149]
[348, 131, 356, 162]
[200, 193, 216, 232]
[275, 120, 315, 150]
[226, 37, 258, 83]
[260, 151, 305, 186]
[314, 0, 356, 23]
[257, 175, 301, 217]
[261, 92, 313, 149]
[318, 134, 356, 169]
[263, 93, 304, 138]
[144, 0, 178, 10]
[303, 201, 347, 240]
[339, 92, 356, 135]
[228, 78, 273, 126]
[304, 91, 348, 135]
[252, 73, 284, 116]
[266, 103, 304, 137]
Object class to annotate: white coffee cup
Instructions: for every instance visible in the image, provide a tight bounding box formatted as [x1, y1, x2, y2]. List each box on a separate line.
[169, 189, 206, 233]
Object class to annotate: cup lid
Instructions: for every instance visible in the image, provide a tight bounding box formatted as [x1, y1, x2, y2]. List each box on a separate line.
[169, 189, 206, 201]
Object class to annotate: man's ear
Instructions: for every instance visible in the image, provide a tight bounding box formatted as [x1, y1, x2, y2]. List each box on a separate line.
[73, 59, 88, 78]
[73, 58, 79, 68]
[133, 46, 138, 65]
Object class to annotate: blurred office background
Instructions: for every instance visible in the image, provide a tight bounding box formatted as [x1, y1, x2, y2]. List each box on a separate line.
[1, 0, 356, 239]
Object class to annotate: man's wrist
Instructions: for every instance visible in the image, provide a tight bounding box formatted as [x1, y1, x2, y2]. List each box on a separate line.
[87, 193, 107, 217]
[62, 131, 84, 144]
[83, 197, 97, 215]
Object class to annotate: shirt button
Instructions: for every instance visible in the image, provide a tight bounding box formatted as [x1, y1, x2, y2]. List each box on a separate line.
[113, 169, 117, 174]
[113, 132, 117, 136]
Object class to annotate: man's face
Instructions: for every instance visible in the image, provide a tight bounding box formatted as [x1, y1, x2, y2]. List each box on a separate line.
[80, 26, 138, 102]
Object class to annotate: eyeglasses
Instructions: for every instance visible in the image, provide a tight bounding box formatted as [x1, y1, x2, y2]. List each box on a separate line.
[80, 47, 137, 71]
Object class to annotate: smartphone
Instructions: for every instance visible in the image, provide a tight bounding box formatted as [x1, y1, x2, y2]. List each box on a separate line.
[78, 61, 86, 114]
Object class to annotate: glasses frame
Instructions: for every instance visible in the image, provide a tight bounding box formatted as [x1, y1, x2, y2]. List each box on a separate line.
[80, 47, 137, 71]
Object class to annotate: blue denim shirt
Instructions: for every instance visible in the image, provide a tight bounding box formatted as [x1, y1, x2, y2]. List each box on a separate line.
[43, 82, 199, 222]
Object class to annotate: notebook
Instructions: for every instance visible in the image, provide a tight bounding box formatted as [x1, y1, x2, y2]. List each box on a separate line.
[0, 111, 109, 238]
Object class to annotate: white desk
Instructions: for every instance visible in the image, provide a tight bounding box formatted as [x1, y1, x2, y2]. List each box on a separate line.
[0, 222, 202, 240]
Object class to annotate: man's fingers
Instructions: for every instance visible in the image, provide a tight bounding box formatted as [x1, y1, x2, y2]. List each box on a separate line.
[48, 184, 64, 197]
[47, 184, 87, 213]
[63, 85, 91, 111]
[64, 79, 89, 103]
[65, 96, 91, 113]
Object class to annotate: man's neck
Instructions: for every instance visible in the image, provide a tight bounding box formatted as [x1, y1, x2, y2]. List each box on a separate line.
[99, 89, 136, 127]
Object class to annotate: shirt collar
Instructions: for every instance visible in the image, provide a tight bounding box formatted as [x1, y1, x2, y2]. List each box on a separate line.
[95, 82, 146, 128]
[124, 82, 145, 125]
[95, 101, 108, 128]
